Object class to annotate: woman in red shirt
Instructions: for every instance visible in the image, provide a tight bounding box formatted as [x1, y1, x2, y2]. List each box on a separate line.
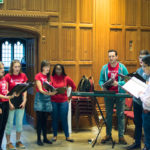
[5, 60, 28, 150]
[51, 64, 76, 142]
[0, 62, 15, 150]
[34, 60, 57, 146]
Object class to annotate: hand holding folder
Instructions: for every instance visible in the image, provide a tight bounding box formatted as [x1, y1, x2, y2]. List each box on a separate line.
[43, 82, 66, 94]
[8, 82, 34, 109]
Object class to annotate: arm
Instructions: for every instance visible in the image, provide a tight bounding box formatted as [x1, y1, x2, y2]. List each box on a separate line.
[66, 77, 76, 91]
[118, 65, 128, 86]
[140, 86, 150, 107]
[99, 67, 106, 88]
[36, 80, 57, 96]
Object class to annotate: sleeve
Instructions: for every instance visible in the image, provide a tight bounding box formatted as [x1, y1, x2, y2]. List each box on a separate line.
[35, 74, 40, 81]
[4, 74, 10, 83]
[140, 85, 150, 107]
[23, 73, 28, 82]
[118, 65, 128, 86]
[99, 66, 105, 88]
[66, 76, 76, 91]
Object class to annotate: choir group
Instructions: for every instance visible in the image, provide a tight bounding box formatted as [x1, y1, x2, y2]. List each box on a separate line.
[0, 49, 150, 150]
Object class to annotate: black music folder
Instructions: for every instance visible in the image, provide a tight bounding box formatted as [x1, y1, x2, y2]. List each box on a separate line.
[102, 78, 114, 90]
[8, 82, 34, 109]
[7, 82, 34, 96]
[118, 72, 146, 83]
[43, 82, 66, 94]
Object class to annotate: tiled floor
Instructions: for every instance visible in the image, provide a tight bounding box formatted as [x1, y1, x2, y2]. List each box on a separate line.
[2, 125, 143, 150]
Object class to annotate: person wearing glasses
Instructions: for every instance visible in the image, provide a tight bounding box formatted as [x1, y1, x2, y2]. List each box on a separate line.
[127, 50, 150, 150]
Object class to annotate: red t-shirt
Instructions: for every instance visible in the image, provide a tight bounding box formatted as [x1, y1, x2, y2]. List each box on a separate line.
[0, 77, 8, 102]
[35, 72, 50, 92]
[51, 75, 76, 103]
[5, 73, 28, 92]
[108, 63, 119, 93]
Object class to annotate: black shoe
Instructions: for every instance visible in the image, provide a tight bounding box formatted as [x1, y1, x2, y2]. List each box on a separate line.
[51, 137, 57, 142]
[37, 140, 44, 146]
[66, 138, 74, 142]
[43, 139, 53, 144]
[101, 135, 112, 144]
[127, 143, 141, 150]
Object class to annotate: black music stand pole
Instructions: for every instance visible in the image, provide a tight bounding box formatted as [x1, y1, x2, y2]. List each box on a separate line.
[91, 97, 115, 148]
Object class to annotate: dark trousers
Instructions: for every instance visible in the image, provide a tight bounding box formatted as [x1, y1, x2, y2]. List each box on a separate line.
[36, 111, 49, 141]
[0, 102, 9, 148]
[52, 101, 69, 138]
[133, 101, 143, 145]
[142, 112, 150, 149]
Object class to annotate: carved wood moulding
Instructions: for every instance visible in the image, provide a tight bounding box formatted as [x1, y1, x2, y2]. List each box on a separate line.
[0, 10, 58, 22]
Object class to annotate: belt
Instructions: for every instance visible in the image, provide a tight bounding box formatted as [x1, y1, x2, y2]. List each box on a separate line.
[143, 109, 150, 114]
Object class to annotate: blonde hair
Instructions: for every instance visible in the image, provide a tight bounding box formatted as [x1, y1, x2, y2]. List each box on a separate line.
[9, 60, 22, 75]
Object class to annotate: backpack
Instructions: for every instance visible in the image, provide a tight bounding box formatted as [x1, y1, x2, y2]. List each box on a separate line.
[77, 75, 94, 92]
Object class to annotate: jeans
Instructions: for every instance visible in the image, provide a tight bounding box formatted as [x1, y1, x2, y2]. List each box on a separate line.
[5, 108, 25, 135]
[0, 102, 9, 148]
[142, 112, 150, 149]
[104, 97, 125, 137]
[36, 111, 49, 141]
[52, 101, 69, 138]
[133, 101, 143, 145]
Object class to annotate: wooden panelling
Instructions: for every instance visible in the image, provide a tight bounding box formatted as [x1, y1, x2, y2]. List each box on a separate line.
[61, 27, 76, 61]
[44, 0, 59, 12]
[61, 0, 76, 23]
[141, 0, 150, 26]
[26, 0, 42, 11]
[141, 30, 150, 50]
[49, 26, 59, 61]
[80, 0, 93, 23]
[7, 0, 23, 10]
[125, 30, 138, 61]
[110, 0, 123, 25]
[79, 65, 92, 79]
[109, 29, 124, 61]
[79, 28, 93, 61]
[125, 0, 137, 26]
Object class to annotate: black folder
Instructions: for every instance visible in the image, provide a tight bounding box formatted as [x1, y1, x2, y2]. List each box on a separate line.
[102, 78, 114, 90]
[8, 82, 34, 109]
[118, 72, 146, 83]
[43, 82, 66, 94]
[7, 82, 34, 96]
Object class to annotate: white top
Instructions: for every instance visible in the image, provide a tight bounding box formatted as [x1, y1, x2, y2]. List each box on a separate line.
[140, 78, 150, 111]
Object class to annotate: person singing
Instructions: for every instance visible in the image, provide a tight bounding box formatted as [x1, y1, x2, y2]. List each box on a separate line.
[5, 60, 28, 150]
[0, 62, 15, 150]
[34, 60, 57, 146]
[51, 64, 76, 142]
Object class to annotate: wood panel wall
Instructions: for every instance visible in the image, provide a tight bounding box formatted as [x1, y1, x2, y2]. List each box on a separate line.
[0, 0, 150, 127]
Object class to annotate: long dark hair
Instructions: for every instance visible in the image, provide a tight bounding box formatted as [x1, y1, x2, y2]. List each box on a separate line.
[9, 60, 22, 75]
[40, 60, 50, 81]
[52, 64, 67, 76]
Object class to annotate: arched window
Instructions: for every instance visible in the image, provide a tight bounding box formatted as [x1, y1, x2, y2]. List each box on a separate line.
[14, 41, 24, 61]
[2, 41, 12, 67]
[1, 39, 25, 69]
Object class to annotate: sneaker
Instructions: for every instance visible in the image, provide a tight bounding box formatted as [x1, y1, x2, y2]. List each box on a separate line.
[126, 142, 141, 150]
[119, 137, 127, 145]
[6, 143, 16, 150]
[16, 141, 25, 149]
[101, 135, 112, 144]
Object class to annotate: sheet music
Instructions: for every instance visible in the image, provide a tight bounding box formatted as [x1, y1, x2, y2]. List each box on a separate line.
[122, 77, 148, 98]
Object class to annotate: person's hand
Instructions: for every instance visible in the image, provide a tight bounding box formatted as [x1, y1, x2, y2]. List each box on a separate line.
[138, 91, 144, 97]
[48, 91, 58, 96]
[9, 103, 15, 110]
[112, 81, 118, 87]
[14, 92, 20, 97]
[19, 101, 26, 109]
[0, 108, 2, 114]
